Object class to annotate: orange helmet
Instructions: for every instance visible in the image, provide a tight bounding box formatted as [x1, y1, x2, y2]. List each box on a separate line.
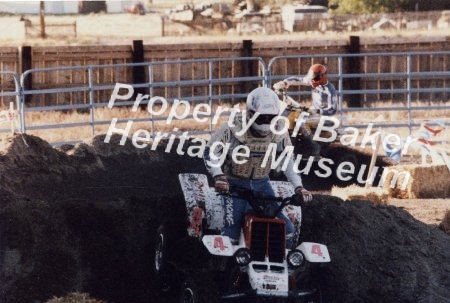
[308, 64, 328, 88]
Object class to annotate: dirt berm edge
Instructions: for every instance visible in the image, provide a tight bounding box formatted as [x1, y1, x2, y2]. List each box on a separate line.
[0, 134, 448, 303]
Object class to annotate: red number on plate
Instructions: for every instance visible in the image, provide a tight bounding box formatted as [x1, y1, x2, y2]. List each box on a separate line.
[214, 237, 225, 251]
[311, 244, 323, 256]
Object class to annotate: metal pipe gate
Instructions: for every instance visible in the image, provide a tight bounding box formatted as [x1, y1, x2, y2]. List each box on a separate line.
[0, 51, 448, 145]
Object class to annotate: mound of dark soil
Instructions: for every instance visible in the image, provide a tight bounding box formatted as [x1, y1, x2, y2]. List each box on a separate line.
[272, 144, 395, 190]
[0, 134, 205, 303]
[300, 196, 450, 303]
[0, 134, 448, 303]
[46, 292, 105, 303]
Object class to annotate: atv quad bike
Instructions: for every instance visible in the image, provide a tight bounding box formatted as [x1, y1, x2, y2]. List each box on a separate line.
[153, 173, 330, 303]
[275, 87, 359, 185]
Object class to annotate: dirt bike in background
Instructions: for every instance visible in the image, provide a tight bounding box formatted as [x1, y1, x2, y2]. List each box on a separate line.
[274, 87, 359, 185]
[152, 173, 330, 303]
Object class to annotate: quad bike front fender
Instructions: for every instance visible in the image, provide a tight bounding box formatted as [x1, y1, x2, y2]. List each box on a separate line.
[202, 235, 235, 256]
[297, 242, 331, 263]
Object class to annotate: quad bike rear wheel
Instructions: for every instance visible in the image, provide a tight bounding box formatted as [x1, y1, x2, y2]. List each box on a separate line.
[154, 225, 167, 273]
[179, 275, 200, 303]
[178, 270, 220, 303]
[153, 224, 173, 292]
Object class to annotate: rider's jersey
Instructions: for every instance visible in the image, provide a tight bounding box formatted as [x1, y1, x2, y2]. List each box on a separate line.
[204, 114, 303, 188]
[284, 76, 338, 116]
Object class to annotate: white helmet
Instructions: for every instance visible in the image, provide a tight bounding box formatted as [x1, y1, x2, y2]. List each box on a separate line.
[246, 87, 280, 137]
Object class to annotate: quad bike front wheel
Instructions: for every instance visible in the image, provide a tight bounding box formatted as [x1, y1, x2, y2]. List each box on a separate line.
[302, 286, 323, 303]
[288, 282, 323, 303]
[292, 263, 324, 303]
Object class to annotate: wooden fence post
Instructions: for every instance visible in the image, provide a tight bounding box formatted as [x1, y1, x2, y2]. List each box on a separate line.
[132, 40, 147, 99]
[241, 39, 254, 95]
[39, 1, 46, 39]
[347, 35, 362, 107]
[20, 46, 32, 104]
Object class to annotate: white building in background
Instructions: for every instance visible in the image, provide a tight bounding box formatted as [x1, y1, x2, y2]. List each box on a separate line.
[281, 4, 328, 32]
[0, 1, 134, 14]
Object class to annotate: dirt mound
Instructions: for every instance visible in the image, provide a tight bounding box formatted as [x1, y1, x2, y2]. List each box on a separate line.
[440, 210, 450, 235]
[0, 134, 449, 303]
[46, 292, 105, 303]
[0, 134, 206, 201]
[0, 133, 205, 303]
[300, 196, 450, 302]
[271, 144, 395, 190]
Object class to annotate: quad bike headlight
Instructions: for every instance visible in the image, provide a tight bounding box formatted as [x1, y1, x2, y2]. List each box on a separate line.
[234, 248, 252, 266]
[287, 250, 304, 268]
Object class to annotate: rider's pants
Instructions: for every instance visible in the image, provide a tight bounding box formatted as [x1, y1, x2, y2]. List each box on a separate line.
[299, 125, 321, 157]
[222, 176, 296, 248]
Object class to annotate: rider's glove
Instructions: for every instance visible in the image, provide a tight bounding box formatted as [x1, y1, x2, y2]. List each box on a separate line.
[273, 80, 288, 91]
[214, 174, 230, 193]
[295, 186, 313, 204]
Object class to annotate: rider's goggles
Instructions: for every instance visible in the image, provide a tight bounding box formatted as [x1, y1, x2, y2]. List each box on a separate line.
[250, 111, 277, 125]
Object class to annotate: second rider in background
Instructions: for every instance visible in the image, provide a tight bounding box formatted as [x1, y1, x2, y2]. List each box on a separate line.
[273, 63, 338, 159]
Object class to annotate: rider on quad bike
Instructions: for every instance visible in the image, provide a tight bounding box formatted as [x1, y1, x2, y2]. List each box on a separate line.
[203, 86, 313, 248]
[153, 87, 331, 303]
[273, 64, 338, 160]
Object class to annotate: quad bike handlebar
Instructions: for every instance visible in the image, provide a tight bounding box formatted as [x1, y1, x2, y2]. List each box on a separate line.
[219, 186, 304, 218]
[274, 87, 311, 113]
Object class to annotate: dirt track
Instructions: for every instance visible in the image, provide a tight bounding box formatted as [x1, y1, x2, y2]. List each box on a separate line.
[0, 134, 449, 303]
